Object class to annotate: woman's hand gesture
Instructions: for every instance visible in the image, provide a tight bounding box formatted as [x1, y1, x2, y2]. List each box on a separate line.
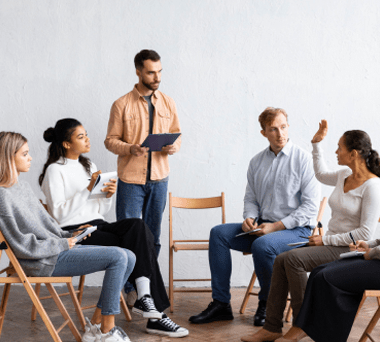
[311, 120, 328, 143]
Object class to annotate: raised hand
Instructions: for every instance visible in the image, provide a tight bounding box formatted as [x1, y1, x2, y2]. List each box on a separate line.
[311, 120, 328, 143]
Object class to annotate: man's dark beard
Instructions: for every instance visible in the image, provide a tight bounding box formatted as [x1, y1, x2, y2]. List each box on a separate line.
[142, 80, 160, 91]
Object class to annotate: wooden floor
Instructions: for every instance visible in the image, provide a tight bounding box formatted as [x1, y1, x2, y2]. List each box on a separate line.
[0, 285, 379, 341]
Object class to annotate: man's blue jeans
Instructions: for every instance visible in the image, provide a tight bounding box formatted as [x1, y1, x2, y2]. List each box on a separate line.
[209, 222, 312, 304]
[116, 179, 168, 256]
[52, 245, 135, 315]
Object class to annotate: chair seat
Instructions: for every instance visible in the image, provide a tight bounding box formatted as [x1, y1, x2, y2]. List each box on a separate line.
[2, 276, 73, 284]
[172, 242, 209, 252]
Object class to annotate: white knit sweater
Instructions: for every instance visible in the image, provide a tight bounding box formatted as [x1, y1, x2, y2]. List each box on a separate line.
[312, 142, 380, 246]
[41, 158, 112, 226]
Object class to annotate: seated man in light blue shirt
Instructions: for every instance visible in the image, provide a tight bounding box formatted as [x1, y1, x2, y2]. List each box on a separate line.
[189, 107, 320, 326]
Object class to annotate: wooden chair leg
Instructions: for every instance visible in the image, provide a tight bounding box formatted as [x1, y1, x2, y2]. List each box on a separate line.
[0, 283, 11, 336]
[46, 283, 81, 342]
[23, 281, 62, 342]
[120, 292, 132, 322]
[31, 283, 41, 321]
[359, 305, 380, 342]
[66, 282, 86, 330]
[240, 272, 257, 314]
[77, 275, 86, 304]
[355, 293, 367, 321]
[285, 301, 292, 322]
[169, 248, 174, 313]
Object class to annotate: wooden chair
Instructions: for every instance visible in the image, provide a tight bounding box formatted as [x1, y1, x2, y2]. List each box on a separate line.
[357, 290, 380, 342]
[32, 275, 131, 323]
[239, 197, 328, 323]
[32, 201, 132, 323]
[0, 229, 84, 342]
[169, 192, 226, 312]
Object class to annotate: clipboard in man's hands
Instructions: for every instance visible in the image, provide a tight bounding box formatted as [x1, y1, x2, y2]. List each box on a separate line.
[141, 133, 181, 151]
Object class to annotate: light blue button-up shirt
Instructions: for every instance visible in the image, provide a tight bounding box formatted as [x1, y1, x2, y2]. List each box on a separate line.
[243, 140, 320, 229]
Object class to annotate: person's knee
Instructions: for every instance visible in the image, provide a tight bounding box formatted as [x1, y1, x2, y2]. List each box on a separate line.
[128, 218, 150, 233]
[283, 249, 304, 271]
[123, 218, 154, 238]
[132, 217, 145, 225]
[113, 247, 136, 270]
[268, 251, 289, 275]
[251, 236, 274, 256]
[210, 224, 229, 245]
[126, 250, 136, 270]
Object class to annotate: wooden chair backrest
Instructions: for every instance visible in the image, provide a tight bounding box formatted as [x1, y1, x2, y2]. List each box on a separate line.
[169, 192, 226, 246]
[0, 229, 29, 281]
[312, 197, 327, 236]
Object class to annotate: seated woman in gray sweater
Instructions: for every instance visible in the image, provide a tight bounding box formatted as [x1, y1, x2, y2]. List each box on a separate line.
[242, 121, 380, 342]
[0, 131, 135, 342]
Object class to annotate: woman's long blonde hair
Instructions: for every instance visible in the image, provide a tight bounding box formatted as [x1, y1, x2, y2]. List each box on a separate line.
[0, 132, 28, 188]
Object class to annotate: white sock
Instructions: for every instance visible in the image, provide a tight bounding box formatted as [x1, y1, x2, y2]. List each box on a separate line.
[135, 276, 151, 299]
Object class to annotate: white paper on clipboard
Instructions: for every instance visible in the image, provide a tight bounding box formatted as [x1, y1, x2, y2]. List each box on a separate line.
[89, 171, 118, 199]
[75, 226, 97, 242]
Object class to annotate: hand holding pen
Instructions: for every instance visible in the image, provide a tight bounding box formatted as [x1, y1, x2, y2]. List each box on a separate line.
[349, 233, 360, 251]
[302, 234, 324, 246]
[242, 217, 258, 232]
[349, 233, 368, 252]
[349, 232, 356, 246]
[348, 239, 372, 260]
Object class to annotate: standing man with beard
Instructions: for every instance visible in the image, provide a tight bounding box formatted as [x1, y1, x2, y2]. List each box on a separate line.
[105, 49, 181, 259]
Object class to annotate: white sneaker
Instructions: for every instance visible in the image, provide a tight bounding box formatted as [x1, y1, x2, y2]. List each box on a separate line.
[95, 326, 131, 342]
[82, 317, 101, 342]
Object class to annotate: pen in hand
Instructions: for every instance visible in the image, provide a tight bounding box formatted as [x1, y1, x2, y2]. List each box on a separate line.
[248, 217, 259, 234]
[349, 232, 356, 246]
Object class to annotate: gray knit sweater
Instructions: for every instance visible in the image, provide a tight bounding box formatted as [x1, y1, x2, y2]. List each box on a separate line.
[0, 181, 70, 276]
[367, 239, 380, 260]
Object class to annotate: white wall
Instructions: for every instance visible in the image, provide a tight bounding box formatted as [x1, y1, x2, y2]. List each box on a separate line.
[1, 0, 380, 286]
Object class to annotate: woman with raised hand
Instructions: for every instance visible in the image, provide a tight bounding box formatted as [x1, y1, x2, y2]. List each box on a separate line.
[241, 121, 380, 342]
[0, 131, 135, 342]
[39, 118, 188, 339]
[279, 123, 380, 342]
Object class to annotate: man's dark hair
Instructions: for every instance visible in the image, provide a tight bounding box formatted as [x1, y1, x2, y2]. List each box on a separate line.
[134, 49, 161, 70]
